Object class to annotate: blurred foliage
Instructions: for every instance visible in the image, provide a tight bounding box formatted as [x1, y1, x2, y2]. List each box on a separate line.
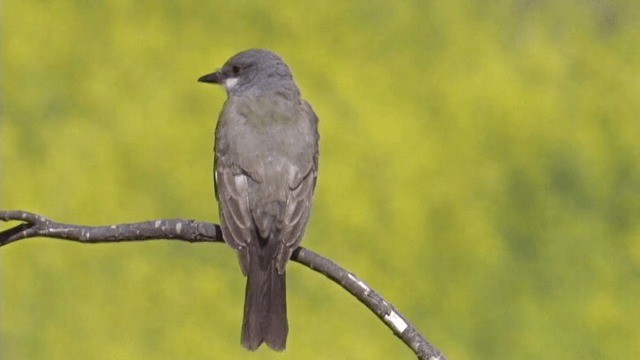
[1, 0, 640, 359]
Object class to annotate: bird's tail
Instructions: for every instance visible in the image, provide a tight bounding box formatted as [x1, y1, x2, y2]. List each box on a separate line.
[241, 253, 288, 351]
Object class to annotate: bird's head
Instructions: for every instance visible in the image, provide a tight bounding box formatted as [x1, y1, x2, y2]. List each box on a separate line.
[198, 49, 298, 97]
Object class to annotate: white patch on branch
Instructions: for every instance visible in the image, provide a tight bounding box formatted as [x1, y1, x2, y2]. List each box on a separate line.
[176, 222, 182, 234]
[154, 220, 162, 228]
[385, 311, 408, 333]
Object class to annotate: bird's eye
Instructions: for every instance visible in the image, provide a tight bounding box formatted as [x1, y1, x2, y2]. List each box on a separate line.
[232, 65, 240, 74]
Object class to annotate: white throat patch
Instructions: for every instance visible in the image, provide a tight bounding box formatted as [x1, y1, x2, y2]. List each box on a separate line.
[224, 77, 239, 90]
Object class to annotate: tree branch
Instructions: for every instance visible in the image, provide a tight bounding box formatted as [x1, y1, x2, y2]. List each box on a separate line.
[0, 210, 222, 246]
[0, 210, 446, 360]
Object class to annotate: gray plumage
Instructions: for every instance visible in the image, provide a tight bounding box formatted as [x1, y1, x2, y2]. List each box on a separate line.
[198, 49, 318, 351]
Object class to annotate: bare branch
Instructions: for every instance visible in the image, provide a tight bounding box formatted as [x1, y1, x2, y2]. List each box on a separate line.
[0, 210, 222, 246]
[294, 248, 447, 360]
[0, 209, 447, 359]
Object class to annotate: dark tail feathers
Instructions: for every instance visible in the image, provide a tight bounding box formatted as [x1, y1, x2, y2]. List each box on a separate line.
[241, 259, 288, 351]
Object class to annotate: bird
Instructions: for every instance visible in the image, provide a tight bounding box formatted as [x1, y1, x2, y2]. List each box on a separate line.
[198, 49, 319, 351]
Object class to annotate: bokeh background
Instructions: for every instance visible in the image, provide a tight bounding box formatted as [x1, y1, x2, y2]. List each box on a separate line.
[1, 1, 639, 359]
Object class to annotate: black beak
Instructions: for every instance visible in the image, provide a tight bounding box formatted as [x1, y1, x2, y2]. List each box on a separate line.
[198, 71, 223, 84]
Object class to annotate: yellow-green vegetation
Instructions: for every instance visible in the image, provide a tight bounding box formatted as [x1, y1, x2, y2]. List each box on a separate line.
[2, 1, 639, 359]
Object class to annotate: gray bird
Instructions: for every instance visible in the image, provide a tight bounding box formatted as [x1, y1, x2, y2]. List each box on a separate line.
[198, 49, 319, 351]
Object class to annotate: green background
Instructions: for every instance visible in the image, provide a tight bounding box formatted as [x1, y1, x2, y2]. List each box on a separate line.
[1, 1, 639, 359]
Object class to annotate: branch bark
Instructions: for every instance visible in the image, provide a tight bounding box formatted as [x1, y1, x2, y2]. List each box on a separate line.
[0, 210, 446, 360]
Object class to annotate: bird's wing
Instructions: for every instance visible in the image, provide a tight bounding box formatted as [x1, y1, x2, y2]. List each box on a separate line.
[275, 101, 319, 272]
[214, 99, 260, 255]
[215, 162, 256, 252]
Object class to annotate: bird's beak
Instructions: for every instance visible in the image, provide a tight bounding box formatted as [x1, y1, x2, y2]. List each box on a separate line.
[198, 71, 223, 84]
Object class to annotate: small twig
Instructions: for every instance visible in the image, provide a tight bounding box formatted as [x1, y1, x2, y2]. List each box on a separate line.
[0, 209, 446, 359]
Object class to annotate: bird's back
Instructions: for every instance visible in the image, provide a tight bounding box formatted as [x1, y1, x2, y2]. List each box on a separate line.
[214, 92, 318, 268]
